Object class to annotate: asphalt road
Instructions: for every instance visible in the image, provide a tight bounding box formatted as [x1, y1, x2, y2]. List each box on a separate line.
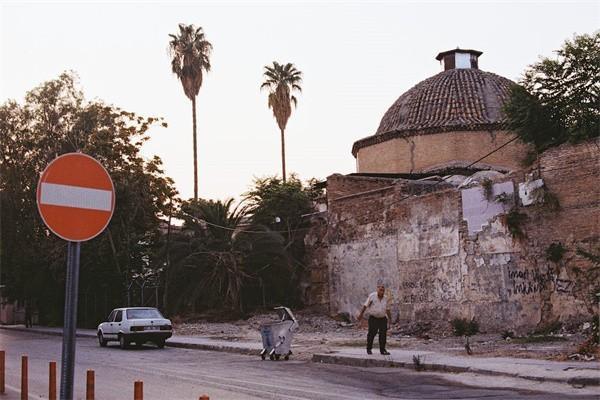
[0, 330, 593, 400]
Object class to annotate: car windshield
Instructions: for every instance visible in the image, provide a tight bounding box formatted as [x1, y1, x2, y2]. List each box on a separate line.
[126, 309, 163, 320]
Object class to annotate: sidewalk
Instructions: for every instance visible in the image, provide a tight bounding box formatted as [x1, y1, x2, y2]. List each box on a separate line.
[2, 325, 598, 388]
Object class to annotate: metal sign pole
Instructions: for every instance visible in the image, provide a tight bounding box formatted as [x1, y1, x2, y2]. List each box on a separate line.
[60, 241, 80, 400]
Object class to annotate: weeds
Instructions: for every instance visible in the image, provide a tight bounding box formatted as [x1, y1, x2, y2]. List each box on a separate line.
[481, 178, 495, 201]
[503, 208, 527, 239]
[412, 354, 425, 371]
[521, 149, 538, 167]
[533, 320, 562, 335]
[531, 186, 561, 211]
[451, 318, 480, 337]
[546, 242, 567, 262]
[513, 335, 568, 344]
[494, 192, 514, 206]
[451, 317, 479, 356]
[501, 330, 515, 340]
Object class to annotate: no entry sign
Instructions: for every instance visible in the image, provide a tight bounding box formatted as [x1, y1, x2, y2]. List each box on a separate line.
[37, 152, 115, 242]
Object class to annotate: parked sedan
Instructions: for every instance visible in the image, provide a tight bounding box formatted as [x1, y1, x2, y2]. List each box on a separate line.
[97, 307, 172, 349]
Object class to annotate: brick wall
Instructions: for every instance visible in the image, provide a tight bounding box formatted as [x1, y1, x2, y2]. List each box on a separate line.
[304, 138, 599, 332]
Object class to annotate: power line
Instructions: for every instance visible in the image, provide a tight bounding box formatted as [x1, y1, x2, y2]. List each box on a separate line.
[179, 210, 307, 235]
[331, 135, 521, 225]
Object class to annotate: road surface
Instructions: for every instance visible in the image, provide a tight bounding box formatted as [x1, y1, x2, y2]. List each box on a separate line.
[0, 330, 593, 399]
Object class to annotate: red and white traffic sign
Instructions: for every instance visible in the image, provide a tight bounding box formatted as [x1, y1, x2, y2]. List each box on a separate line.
[36, 153, 115, 242]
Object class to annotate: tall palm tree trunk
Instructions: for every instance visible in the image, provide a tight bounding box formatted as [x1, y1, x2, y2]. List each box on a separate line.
[280, 127, 286, 183]
[192, 96, 198, 200]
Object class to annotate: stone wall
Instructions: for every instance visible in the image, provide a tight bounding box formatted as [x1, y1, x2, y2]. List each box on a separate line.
[304, 139, 599, 332]
[355, 130, 530, 174]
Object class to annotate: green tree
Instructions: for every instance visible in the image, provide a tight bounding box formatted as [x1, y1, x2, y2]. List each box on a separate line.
[165, 198, 287, 314]
[244, 175, 319, 306]
[505, 32, 600, 151]
[261, 62, 303, 183]
[0, 72, 176, 326]
[168, 23, 213, 200]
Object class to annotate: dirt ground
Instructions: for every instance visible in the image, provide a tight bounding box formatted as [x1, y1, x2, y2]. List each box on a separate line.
[172, 310, 598, 362]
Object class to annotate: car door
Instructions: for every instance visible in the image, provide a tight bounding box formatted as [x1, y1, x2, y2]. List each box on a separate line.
[112, 310, 124, 336]
[101, 310, 117, 339]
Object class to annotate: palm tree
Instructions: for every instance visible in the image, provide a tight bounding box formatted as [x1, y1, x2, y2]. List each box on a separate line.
[168, 24, 212, 200]
[261, 62, 302, 183]
[163, 198, 290, 314]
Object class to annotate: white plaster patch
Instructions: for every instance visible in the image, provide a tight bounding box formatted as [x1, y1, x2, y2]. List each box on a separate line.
[398, 224, 459, 261]
[329, 236, 399, 319]
[477, 218, 518, 254]
[461, 181, 514, 235]
[519, 179, 544, 206]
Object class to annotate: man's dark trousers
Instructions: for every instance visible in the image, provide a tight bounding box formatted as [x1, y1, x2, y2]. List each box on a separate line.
[367, 316, 387, 353]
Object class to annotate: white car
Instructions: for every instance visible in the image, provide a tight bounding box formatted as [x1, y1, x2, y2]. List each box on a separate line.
[97, 307, 172, 349]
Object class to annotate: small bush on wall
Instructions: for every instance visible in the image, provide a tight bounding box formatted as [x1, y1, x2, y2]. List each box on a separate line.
[546, 242, 567, 262]
[503, 209, 528, 239]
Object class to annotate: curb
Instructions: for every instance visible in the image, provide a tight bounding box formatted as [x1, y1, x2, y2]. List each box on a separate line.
[0, 325, 96, 339]
[311, 353, 600, 387]
[166, 341, 259, 356]
[0, 325, 260, 356]
[3, 326, 598, 387]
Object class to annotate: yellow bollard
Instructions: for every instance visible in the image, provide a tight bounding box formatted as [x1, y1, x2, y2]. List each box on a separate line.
[49, 361, 57, 400]
[134, 380, 143, 400]
[86, 369, 95, 400]
[21, 355, 28, 400]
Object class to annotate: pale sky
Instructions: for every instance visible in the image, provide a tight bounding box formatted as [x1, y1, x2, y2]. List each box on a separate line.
[1, 1, 598, 201]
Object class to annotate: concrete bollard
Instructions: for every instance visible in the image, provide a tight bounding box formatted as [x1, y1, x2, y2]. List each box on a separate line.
[134, 381, 143, 400]
[199, 396, 210, 400]
[0, 350, 5, 394]
[49, 361, 57, 400]
[21, 356, 28, 400]
[86, 370, 95, 400]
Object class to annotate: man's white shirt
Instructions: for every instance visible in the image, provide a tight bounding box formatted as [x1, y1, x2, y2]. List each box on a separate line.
[363, 291, 390, 318]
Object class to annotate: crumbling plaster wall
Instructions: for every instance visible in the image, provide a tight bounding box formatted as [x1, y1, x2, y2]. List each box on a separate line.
[304, 139, 599, 332]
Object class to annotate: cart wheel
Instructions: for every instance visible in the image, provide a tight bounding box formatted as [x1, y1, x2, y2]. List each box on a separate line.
[284, 354, 289, 361]
[261, 353, 266, 360]
[275, 354, 280, 361]
[269, 354, 275, 361]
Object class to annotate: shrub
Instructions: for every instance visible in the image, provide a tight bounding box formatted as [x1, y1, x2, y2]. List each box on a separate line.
[502, 209, 528, 239]
[501, 330, 515, 340]
[533, 320, 562, 335]
[546, 242, 567, 262]
[451, 317, 479, 337]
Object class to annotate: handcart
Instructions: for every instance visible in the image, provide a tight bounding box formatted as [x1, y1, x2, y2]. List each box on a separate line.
[259, 307, 298, 361]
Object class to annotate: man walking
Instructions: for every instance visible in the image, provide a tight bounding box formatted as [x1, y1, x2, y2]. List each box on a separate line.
[357, 281, 391, 355]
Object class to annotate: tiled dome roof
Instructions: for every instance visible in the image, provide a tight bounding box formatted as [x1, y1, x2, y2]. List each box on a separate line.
[352, 68, 515, 156]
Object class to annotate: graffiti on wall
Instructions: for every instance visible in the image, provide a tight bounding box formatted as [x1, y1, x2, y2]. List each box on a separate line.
[507, 265, 574, 296]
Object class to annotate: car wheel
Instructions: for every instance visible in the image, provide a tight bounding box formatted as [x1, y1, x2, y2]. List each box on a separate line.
[119, 334, 128, 349]
[155, 339, 165, 349]
[98, 332, 107, 347]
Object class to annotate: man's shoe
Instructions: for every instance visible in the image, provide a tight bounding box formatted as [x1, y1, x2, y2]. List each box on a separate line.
[366, 349, 372, 355]
[380, 350, 391, 355]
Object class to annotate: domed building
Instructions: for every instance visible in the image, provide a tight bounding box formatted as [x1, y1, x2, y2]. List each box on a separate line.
[304, 48, 598, 333]
[352, 49, 529, 174]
